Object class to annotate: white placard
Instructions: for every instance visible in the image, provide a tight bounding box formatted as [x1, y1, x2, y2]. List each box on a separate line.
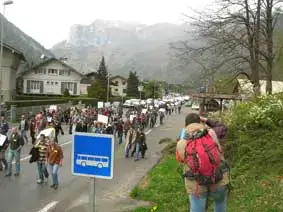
[130, 115, 136, 122]
[98, 114, 108, 124]
[0, 134, 7, 146]
[37, 128, 55, 139]
[105, 102, 111, 108]
[98, 102, 104, 109]
[159, 108, 166, 113]
[142, 109, 147, 114]
[49, 105, 57, 111]
[47, 117, 52, 122]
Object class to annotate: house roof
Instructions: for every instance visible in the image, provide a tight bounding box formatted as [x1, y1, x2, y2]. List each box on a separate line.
[2, 42, 25, 61]
[85, 72, 97, 77]
[110, 75, 127, 81]
[22, 57, 83, 76]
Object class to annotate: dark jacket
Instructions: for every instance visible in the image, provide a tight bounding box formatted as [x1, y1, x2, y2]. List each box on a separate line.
[19, 119, 29, 131]
[29, 147, 39, 163]
[9, 133, 24, 150]
[206, 119, 228, 141]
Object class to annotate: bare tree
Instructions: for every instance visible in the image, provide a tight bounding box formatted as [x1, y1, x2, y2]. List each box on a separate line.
[171, 0, 283, 95]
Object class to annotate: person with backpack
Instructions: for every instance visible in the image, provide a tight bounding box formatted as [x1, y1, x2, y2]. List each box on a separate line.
[176, 113, 229, 212]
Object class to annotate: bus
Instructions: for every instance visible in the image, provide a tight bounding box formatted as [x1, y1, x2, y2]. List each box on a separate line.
[76, 154, 109, 168]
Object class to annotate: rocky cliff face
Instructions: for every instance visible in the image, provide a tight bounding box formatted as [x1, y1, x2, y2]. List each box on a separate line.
[51, 20, 188, 82]
[0, 14, 54, 71]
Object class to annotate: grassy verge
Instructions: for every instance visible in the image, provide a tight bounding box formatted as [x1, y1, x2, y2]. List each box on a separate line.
[130, 155, 188, 212]
[130, 129, 283, 212]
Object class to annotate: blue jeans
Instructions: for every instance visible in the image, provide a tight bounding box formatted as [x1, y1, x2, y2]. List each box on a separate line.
[190, 185, 228, 212]
[49, 164, 59, 185]
[20, 130, 28, 142]
[118, 133, 123, 144]
[37, 161, 47, 180]
[7, 149, 21, 175]
[134, 143, 140, 160]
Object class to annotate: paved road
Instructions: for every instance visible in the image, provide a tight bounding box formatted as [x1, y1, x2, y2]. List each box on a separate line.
[0, 109, 188, 212]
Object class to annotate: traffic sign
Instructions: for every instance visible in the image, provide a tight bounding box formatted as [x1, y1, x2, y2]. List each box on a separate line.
[72, 133, 114, 179]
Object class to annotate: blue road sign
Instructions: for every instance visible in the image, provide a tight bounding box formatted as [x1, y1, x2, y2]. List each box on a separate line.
[72, 133, 114, 179]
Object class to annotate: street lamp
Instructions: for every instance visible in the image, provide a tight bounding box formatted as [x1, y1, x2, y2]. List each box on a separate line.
[138, 84, 144, 100]
[0, 0, 13, 102]
[106, 72, 110, 102]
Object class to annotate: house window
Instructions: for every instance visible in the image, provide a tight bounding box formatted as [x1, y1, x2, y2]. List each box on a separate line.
[66, 82, 74, 91]
[115, 81, 119, 85]
[35, 68, 45, 74]
[122, 81, 126, 85]
[55, 82, 58, 85]
[114, 88, 118, 91]
[48, 69, 58, 75]
[51, 81, 54, 85]
[30, 81, 40, 89]
[46, 81, 50, 84]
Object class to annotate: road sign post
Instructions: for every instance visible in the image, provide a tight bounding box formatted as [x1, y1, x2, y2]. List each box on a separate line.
[89, 177, 95, 212]
[72, 133, 114, 212]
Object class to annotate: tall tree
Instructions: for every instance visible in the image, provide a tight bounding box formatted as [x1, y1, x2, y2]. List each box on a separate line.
[126, 71, 139, 97]
[143, 80, 162, 99]
[96, 56, 108, 90]
[171, 0, 283, 96]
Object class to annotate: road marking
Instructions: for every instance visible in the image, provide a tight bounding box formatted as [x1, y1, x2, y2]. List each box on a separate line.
[20, 155, 31, 162]
[38, 201, 58, 212]
[61, 140, 72, 146]
[145, 129, 152, 135]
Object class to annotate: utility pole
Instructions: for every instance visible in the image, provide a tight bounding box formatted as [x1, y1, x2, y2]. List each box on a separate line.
[107, 72, 110, 102]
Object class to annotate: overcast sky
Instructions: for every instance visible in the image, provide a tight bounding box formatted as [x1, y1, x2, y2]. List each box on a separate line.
[1, 0, 211, 49]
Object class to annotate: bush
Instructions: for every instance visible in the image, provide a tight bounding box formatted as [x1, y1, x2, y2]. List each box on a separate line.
[212, 93, 283, 132]
[5, 99, 71, 108]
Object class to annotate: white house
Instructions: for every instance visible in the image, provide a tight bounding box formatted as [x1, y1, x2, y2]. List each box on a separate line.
[1, 43, 25, 102]
[237, 78, 283, 99]
[110, 75, 127, 96]
[22, 58, 83, 96]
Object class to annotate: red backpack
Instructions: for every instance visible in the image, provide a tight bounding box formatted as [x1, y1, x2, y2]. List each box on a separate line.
[183, 129, 222, 187]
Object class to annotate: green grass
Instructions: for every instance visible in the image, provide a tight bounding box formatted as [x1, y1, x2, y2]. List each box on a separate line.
[130, 155, 188, 212]
[130, 129, 283, 212]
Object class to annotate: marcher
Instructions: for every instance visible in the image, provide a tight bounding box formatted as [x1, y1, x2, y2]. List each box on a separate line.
[6, 127, 24, 177]
[47, 138, 63, 189]
[34, 134, 49, 184]
[131, 127, 147, 160]
[19, 115, 29, 144]
[176, 113, 229, 212]
[125, 125, 136, 158]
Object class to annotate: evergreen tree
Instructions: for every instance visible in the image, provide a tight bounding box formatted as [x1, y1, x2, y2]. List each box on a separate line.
[96, 56, 108, 90]
[126, 71, 139, 97]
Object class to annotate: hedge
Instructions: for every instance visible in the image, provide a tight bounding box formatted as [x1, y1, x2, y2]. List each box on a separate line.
[5, 96, 135, 109]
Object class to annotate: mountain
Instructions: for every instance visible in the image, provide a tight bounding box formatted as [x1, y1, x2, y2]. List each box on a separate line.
[0, 14, 54, 71]
[51, 20, 189, 82]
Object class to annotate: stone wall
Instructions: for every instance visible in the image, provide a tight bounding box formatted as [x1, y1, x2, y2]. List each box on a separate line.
[8, 102, 72, 122]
